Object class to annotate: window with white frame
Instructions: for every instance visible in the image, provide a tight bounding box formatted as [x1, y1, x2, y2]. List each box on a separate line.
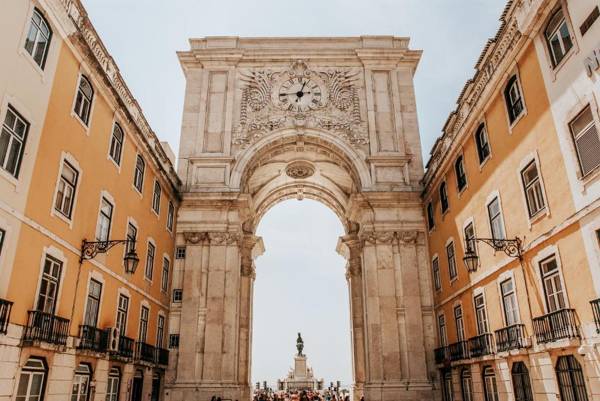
[71, 363, 91, 401]
[569, 105, 600, 177]
[73, 75, 93, 125]
[539, 256, 566, 312]
[442, 370, 454, 401]
[461, 368, 473, 401]
[432, 257, 441, 291]
[474, 294, 489, 334]
[1, 105, 29, 178]
[487, 196, 506, 240]
[475, 123, 491, 164]
[455, 155, 467, 191]
[157, 315, 165, 348]
[161, 257, 169, 293]
[106, 367, 120, 401]
[126, 222, 137, 255]
[175, 246, 186, 259]
[133, 155, 145, 192]
[464, 222, 476, 255]
[96, 197, 113, 242]
[504, 75, 524, 124]
[145, 242, 155, 280]
[446, 241, 457, 280]
[167, 201, 174, 232]
[521, 160, 546, 217]
[556, 355, 589, 401]
[438, 314, 447, 346]
[172, 289, 183, 303]
[440, 182, 449, 213]
[138, 306, 149, 342]
[83, 279, 102, 327]
[483, 366, 499, 401]
[15, 357, 47, 401]
[152, 181, 161, 214]
[116, 294, 129, 336]
[36, 255, 62, 314]
[169, 334, 180, 348]
[109, 123, 124, 165]
[24, 9, 52, 69]
[54, 160, 78, 219]
[454, 304, 465, 341]
[545, 8, 573, 67]
[501, 278, 520, 326]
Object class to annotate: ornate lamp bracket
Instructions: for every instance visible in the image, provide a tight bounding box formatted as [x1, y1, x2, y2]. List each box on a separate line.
[80, 239, 135, 262]
[474, 237, 523, 259]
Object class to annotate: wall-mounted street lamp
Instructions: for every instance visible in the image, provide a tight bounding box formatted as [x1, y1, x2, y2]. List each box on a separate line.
[80, 239, 139, 274]
[462, 237, 523, 273]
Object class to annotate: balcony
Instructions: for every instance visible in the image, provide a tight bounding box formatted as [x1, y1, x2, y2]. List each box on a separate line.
[22, 310, 70, 346]
[77, 325, 108, 353]
[111, 335, 134, 360]
[448, 341, 469, 361]
[468, 333, 494, 357]
[434, 346, 449, 364]
[0, 298, 13, 334]
[156, 347, 169, 366]
[135, 341, 156, 364]
[591, 299, 600, 333]
[533, 308, 580, 344]
[495, 324, 528, 352]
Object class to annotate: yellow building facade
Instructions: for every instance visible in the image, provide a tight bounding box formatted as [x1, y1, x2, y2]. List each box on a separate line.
[423, 1, 600, 401]
[0, 1, 180, 401]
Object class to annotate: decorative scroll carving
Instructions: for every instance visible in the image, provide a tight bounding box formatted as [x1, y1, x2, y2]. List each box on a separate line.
[208, 232, 240, 246]
[183, 232, 207, 244]
[285, 161, 315, 179]
[341, 234, 363, 277]
[398, 230, 418, 244]
[240, 234, 260, 278]
[234, 60, 367, 148]
[360, 231, 396, 245]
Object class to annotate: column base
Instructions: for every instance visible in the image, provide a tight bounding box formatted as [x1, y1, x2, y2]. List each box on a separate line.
[362, 381, 439, 401]
[164, 383, 252, 401]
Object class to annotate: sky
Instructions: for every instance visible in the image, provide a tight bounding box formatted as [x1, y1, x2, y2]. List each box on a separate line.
[82, 0, 507, 386]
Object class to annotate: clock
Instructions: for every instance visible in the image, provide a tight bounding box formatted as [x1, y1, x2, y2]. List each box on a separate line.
[277, 77, 323, 112]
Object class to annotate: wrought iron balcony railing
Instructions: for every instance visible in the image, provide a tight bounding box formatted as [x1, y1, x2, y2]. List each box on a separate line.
[448, 341, 469, 361]
[0, 298, 13, 334]
[156, 347, 169, 366]
[135, 341, 156, 364]
[23, 310, 70, 346]
[532, 308, 580, 344]
[112, 335, 134, 359]
[434, 346, 449, 364]
[468, 333, 494, 357]
[77, 325, 109, 353]
[591, 298, 600, 333]
[495, 324, 528, 352]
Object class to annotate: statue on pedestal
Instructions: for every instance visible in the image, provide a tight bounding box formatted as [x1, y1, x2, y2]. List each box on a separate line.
[296, 332, 304, 356]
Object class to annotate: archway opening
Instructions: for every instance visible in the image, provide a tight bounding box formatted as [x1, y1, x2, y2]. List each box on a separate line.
[251, 199, 352, 395]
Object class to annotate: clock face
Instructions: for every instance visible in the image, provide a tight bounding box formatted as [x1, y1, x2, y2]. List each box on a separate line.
[277, 77, 323, 112]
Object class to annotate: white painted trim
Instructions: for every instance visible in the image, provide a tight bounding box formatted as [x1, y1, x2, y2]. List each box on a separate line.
[49, 152, 82, 228]
[502, 67, 528, 133]
[70, 71, 96, 133]
[516, 151, 550, 227]
[81, 270, 105, 327]
[95, 190, 115, 242]
[473, 119, 493, 171]
[144, 237, 157, 283]
[485, 190, 507, 240]
[151, 179, 161, 217]
[531, 244, 571, 313]
[122, 216, 139, 269]
[107, 118, 124, 172]
[496, 270, 522, 327]
[32, 245, 68, 314]
[580, 210, 600, 296]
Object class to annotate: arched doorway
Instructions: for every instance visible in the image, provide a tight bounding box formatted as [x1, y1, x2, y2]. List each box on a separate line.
[167, 38, 436, 401]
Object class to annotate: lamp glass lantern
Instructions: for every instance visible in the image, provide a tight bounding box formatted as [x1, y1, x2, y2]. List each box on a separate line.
[463, 248, 479, 273]
[124, 248, 140, 274]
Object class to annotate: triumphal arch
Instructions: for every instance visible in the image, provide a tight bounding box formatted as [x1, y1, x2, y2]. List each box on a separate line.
[166, 37, 437, 401]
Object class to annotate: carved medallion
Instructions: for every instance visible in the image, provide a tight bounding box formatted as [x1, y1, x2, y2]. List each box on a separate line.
[285, 161, 315, 179]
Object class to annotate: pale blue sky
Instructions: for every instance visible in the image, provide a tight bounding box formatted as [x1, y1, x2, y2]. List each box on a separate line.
[82, 0, 506, 386]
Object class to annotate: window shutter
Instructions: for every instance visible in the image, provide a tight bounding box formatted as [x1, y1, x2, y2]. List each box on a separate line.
[575, 123, 600, 175]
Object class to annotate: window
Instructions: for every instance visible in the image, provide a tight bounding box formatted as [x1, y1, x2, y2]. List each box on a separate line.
[460, 368, 473, 401]
[540, 256, 566, 312]
[426, 202, 435, 231]
[556, 355, 589, 401]
[169, 334, 180, 349]
[442, 370, 454, 401]
[161, 257, 169, 293]
[167, 202, 174, 232]
[96, 197, 113, 242]
[487, 197, 505, 241]
[71, 363, 91, 401]
[432, 257, 441, 291]
[157, 315, 165, 348]
[15, 357, 47, 401]
[454, 305, 465, 341]
[438, 314, 447, 346]
[139, 306, 149, 342]
[474, 294, 489, 334]
[109, 123, 124, 165]
[464, 222, 476, 255]
[152, 181, 161, 214]
[83, 279, 102, 327]
[512, 362, 534, 401]
[482, 366, 499, 401]
[145, 242, 155, 280]
[133, 155, 145, 192]
[173, 289, 183, 303]
[24, 9, 52, 69]
[521, 160, 546, 217]
[455, 156, 467, 191]
[175, 247, 186, 259]
[116, 294, 129, 336]
[569, 106, 600, 177]
[504, 75, 524, 124]
[126, 222, 137, 255]
[106, 368, 120, 401]
[440, 182, 449, 213]
[501, 279, 520, 326]
[545, 8, 573, 67]
[36, 255, 62, 314]
[54, 161, 78, 219]
[1, 106, 29, 178]
[74, 75, 93, 125]
[475, 124, 491, 164]
[446, 241, 457, 280]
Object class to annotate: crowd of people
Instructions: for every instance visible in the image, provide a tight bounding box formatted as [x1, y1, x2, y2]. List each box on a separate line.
[253, 390, 363, 401]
